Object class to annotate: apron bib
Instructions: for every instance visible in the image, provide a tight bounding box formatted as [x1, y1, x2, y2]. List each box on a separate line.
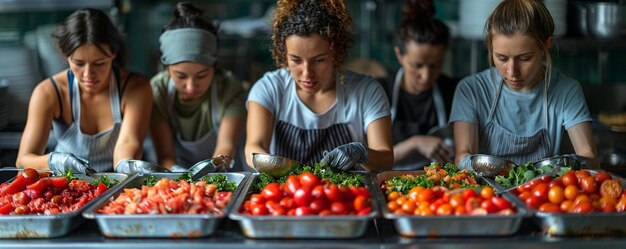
[53, 69, 122, 172]
[274, 79, 353, 166]
[478, 79, 551, 165]
[391, 68, 449, 169]
[167, 79, 220, 168]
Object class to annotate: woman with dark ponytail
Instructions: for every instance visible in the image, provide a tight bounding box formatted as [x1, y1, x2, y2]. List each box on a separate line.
[383, 0, 458, 169]
[147, 2, 246, 173]
[17, 8, 153, 173]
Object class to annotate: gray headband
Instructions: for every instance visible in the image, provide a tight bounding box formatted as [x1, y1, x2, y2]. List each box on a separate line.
[159, 28, 218, 66]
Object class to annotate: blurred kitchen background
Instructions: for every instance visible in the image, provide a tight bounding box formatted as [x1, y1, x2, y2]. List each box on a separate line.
[0, 0, 625, 171]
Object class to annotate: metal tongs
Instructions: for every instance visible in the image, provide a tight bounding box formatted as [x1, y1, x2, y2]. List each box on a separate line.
[187, 155, 232, 181]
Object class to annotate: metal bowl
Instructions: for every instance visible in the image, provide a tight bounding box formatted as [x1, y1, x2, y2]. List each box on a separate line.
[252, 153, 301, 177]
[587, 2, 626, 38]
[469, 154, 516, 177]
[532, 155, 582, 170]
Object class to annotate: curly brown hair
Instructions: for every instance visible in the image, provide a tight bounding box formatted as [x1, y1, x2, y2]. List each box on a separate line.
[271, 0, 353, 77]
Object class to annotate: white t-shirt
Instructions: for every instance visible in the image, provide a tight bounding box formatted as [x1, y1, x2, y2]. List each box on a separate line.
[247, 68, 390, 165]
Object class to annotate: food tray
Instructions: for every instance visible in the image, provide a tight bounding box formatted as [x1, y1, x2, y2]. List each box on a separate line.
[228, 172, 379, 239]
[0, 171, 131, 238]
[498, 169, 626, 236]
[83, 172, 249, 238]
[373, 170, 527, 237]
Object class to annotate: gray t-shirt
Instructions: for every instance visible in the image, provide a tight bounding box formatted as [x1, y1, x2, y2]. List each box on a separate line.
[247, 68, 390, 165]
[449, 67, 591, 155]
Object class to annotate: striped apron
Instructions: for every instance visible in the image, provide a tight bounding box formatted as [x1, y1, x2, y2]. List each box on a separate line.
[273, 86, 353, 166]
[52, 69, 122, 172]
[478, 80, 551, 165]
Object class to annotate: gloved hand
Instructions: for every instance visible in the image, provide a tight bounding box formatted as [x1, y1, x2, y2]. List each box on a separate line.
[48, 152, 91, 174]
[320, 142, 368, 171]
[115, 159, 164, 174]
[458, 154, 473, 170]
[169, 164, 188, 172]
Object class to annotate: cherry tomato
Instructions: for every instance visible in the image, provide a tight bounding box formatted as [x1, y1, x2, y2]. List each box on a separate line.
[532, 183, 550, 201]
[309, 199, 329, 213]
[462, 189, 478, 200]
[571, 201, 593, 213]
[594, 172, 612, 184]
[549, 178, 564, 188]
[387, 201, 399, 212]
[579, 176, 597, 194]
[561, 171, 578, 186]
[324, 184, 343, 202]
[600, 179, 623, 199]
[330, 201, 348, 215]
[574, 170, 591, 182]
[285, 175, 300, 195]
[560, 200, 573, 212]
[311, 185, 325, 199]
[387, 191, 400, 202]
[481, 199, 498, 213]
[525, 196, 544, 209]
[279, 197, 295, 209]
[465, 197, 481, 212]
[295, 206, 313, 216]
[616, 197, 626, 212]
[449, 195, 464, 208]
[564, 185, 579, 200]
[353, 195, 370, 212]
[436, 204, 453, 215]
[539, 202, 561, 213]
[401, 201, 416, 214]
[298, 172, 320, 188]
[548, 186, 565, 204]
[250, 194, 266, 205]
[518, 191, 532, 201]
[491, 196, 512, 210]
[293, 187, 313, 207]
[251, 204, 269, 216]
[261, 183, 283, 202]
[418, 189, 436, 202]
[480, 187, 495, 199]
[21, 168, 39, 184]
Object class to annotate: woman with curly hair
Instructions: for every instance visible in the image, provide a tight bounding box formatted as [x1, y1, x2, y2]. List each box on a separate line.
[245, 0, 393, 171]
[382, 0, 458, 169]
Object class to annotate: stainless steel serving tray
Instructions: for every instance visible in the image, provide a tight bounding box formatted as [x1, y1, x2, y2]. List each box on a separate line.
[83, 172, 249, 238]
[489, 169, 626, 236]
[373, 170, 527, 237]
[228, 172, 379, 239]
[0, 170, 131, 238]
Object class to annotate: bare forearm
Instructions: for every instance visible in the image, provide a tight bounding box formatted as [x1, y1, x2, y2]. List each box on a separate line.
[363, 148, 393, 171]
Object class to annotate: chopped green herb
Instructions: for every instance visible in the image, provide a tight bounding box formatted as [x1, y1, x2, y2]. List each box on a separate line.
[144, 175, 158, 187]
[201, 174, 237, 192]
[90, 175, 118, 188]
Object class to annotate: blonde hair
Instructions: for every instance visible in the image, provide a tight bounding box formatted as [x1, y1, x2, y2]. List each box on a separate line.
[485, 0, 554, 87]
[271, 0, 353, 83]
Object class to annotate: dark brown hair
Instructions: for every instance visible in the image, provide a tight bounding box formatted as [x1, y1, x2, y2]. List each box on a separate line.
[271, 0, 353, 76]
[163, 2, 218, 35]
[53, 8, 127, 68]
[394, 0, 450, 54]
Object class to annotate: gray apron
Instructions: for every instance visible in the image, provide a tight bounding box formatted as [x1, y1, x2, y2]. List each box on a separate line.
[478, 79, 551, 165]
[274, 80, 353, 166]
[167, 79, 220, 168]
[52, 69, 122, 172]
[391, 68, 449, 169]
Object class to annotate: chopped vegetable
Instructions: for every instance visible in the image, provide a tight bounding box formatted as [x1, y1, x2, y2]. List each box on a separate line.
[144, 175, 158, 187]
[495, 162, 571, 188]
[252, 163, 365, 192]
[90, 175, 118, 188]
[201, 174, 237, 192]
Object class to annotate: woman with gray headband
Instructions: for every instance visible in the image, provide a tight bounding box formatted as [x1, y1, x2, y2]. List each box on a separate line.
[149, 2, 246, 172]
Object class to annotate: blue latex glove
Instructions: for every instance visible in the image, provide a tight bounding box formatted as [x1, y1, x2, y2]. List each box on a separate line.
[115, 159, 165, 174]
[48, 152, 91, 174]
[320, 142, 368, 171]
[458, 154, 473, 170]
[169, 164, 188, 172]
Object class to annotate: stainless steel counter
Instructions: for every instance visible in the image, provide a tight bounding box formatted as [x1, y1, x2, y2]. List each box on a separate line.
[1, 218, 626, 249]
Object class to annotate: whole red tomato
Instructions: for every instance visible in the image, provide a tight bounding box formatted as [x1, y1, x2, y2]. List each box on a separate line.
[285, 175, 300, 195]
[330, 201, 348, 215]
[298, 172, 320, 188]
[561, 171, 578, 186]
[324, 184, 343, 202]
[353, 195, 370, 212]
[294, 187, 313, 207]
[261, 183, 283, 202]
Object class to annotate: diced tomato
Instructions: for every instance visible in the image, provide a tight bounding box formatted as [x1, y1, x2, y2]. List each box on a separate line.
[26, 178, 50, 192]
[50, 177, 69, 189]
